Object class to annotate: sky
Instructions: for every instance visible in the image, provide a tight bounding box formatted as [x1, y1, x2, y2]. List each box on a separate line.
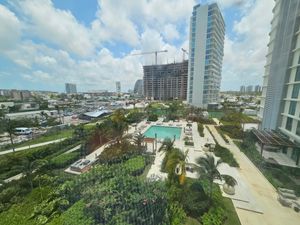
[0, 0, 275, 92]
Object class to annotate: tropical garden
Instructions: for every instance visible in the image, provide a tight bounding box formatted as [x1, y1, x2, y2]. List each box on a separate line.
[0, 106, 241, 225]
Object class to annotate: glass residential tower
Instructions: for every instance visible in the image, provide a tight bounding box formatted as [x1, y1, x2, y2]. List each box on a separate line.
[187, 3, 225, 108]
[259, 0, 300, 164]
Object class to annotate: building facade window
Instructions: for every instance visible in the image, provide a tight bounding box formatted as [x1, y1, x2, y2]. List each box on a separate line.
[289, 101, 297, 115]
[291, 84, 300, 98]
[297, 121, 300, 136]
[296, 67, 300, 81]
[286, 117, 293, 131]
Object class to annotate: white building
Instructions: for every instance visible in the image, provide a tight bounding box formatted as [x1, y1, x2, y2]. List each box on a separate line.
[259, 0, 300, 165]
[5, 110, 58, 120]
[187, 3, 225, 108]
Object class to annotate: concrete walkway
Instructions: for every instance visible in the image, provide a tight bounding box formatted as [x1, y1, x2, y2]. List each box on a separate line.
[208, 125, 300, 225]
[0, 138, 66, 156]
[63, 144, 81, 154]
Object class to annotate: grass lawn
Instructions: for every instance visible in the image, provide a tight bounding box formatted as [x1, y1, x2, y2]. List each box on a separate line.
[222, 197, 241, 225]
[0, 187, 51, 225]
[185, 217, 201, 225]
[139, 162, 152, 181]
[1, 129, 74, 151]
[208, 111, 224, 119]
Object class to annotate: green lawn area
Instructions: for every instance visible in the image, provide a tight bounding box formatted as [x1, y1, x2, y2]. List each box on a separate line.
[185, 217, 201, 225]
[208, 111, 224, 119]
[0, 187, 51, 225]
[1, 129, 74, 151]
[49, 200, 94, 225]
[222, 197, 241, 225]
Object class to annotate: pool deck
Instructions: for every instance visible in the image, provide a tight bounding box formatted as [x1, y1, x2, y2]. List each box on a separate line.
[137, 119, 217, 180]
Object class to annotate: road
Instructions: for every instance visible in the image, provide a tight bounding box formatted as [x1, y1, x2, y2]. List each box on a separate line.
[0, 138, 66, 155]
[208, 125, 300, 225]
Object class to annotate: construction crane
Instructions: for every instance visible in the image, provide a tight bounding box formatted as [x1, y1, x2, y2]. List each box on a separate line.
[181, 48, 189, 61]
[130, 50, 168, 65]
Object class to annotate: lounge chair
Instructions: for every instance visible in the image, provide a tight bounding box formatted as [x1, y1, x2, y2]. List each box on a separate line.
[278, 195, 293, 207]
[278, 188, 295, 195]
[292, 201, 300, 212]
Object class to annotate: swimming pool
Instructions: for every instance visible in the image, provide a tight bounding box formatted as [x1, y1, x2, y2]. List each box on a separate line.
[144, 125, 182, 140]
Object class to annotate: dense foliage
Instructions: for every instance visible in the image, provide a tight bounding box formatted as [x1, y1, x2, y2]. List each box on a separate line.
[221, 112, 257, 124]
[219, 124, 244, 139]
[214, 144, 239, 168]
[198, 123, 204, 137]
[98, 141, 139, 164]
[148, 113, 158, 121]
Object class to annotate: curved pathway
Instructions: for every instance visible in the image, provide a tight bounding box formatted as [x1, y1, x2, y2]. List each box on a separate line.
[0, 138, 66, 156]
[208, 125, 300, 225]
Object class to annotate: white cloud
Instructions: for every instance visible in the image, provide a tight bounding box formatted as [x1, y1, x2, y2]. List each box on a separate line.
[209, 0, 253, 8]
[12, 0, 94, 57]
[221, 0, 275, 90]
[163, 24, 180, 41]
[0, 4, 21, 51]
[1, 0, 277, 92]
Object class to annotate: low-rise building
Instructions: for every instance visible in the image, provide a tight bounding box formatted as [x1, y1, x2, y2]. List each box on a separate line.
[5, 110, 58, 120]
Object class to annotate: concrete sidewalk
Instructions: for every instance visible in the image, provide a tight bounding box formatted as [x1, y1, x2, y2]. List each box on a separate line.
[208, 125, 300, 225]
[0, 138, 66, 156]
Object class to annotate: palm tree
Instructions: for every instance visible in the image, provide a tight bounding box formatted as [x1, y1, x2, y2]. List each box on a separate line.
[158, 138, 174, 153]
[133, 132, 145, 152]
[173, 150, 189, 185]
[4, 119, 15, 152]
[195, 153, 222, 205]
[14, 158, 47, 190]
[110, 109, 128, 144]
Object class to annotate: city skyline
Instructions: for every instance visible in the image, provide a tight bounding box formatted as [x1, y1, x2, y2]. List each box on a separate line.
[0, 0, 274, 92]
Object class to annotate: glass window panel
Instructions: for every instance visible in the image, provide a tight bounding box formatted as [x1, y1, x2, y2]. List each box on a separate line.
[296, 121, 300, 136]
[289, 101, 297, 115]
[286, 117, 293, 131]
[295, 67, 300, 81]
[292, 84, 300, 98]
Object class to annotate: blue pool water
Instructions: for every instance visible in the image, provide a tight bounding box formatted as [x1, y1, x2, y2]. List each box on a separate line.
[144, 125, 182, 140]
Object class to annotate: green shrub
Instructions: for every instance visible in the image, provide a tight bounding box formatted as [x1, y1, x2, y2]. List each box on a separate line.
[220, 124, 244, 139]
[98, 142, 138, 164]
[221, 112, 257, 124]
[123, 156, 146, 176]
[216, 127, 229, 143]
[201, 207, 226, 225]
[214, 144, 239, 167]
[126, 110, 144, 124]
[181, 181, 209, 217]
[198, 123, 204, 137]
[49, 152, 80, 168]
[164, 203, 187, 225]
[148, 113, 158, 121]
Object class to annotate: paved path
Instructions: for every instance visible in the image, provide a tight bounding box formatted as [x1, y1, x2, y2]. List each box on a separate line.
[63, 144, 81, 154]
[208, 125, 300, 225]
[0, 138, 66, 156]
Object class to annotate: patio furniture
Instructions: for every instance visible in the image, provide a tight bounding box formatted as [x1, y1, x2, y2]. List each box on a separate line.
[278, 188, 295, 195]
[278, 195, 293, 207]
[277, 188, 297, 208]
[292, 201, 300, 212]
[278, 191, 297, 200]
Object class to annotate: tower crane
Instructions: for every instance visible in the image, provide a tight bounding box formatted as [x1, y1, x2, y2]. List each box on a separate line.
[130, 50, 168, 65]
[181, 48, 189, 61]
